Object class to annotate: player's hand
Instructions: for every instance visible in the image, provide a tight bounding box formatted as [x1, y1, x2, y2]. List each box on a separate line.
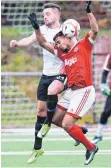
[10, 40, 18, 48]
[86, 1, 92, 13]
[28, 13, 39, 30]
[100, 83, 111, 96]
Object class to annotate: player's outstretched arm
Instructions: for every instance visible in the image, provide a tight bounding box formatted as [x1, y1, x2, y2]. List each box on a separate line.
[86, 1, 99, 41]
[10, 32, 37, 48]
[28, 13, 54, 54]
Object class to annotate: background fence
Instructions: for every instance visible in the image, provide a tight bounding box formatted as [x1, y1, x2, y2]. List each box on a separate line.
[1, 0, 111, 128]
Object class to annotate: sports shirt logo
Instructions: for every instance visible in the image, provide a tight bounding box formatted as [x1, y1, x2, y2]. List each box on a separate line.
[65, 57, 77, 66]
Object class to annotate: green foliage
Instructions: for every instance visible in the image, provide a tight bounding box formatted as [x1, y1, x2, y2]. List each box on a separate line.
[1, 49, 43, 72]
[1, 26, 30, 36]
[80, 28, 111, 38]
[2, 26, 111, 72]
[2, 26, 21, 36]
[2, 26, 111, 39]
[1, 26, 43, 72]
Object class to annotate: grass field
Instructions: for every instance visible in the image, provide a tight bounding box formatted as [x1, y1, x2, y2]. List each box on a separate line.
[1, 127, 111, 168]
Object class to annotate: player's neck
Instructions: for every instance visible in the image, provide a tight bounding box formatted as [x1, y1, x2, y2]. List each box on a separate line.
[49, 21, 61, 29]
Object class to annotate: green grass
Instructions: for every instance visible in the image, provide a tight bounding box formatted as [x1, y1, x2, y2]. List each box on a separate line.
[1, 132, 111, 168]
[2, 155, 110, 168]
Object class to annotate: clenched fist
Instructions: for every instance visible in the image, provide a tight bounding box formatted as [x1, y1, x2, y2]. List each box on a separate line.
[10, 40, 18, 48]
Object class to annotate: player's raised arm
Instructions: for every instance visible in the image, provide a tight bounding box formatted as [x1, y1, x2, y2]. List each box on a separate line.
[86, 1, 99, 41]
[10, 32, 37, 48]
[28, 13, 54, 54]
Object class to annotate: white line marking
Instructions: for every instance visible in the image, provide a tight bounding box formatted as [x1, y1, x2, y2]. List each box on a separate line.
[1, 150, 111, 155]
[1, 137, 111, 142]
[2, 127, 111, 135]
[1, 167, 106, 168]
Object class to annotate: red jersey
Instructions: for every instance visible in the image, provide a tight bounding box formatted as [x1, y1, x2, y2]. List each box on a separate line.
[54, 33, 93, 88]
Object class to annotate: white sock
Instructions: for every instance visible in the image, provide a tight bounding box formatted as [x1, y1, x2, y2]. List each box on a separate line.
[96, 123, 107, 137]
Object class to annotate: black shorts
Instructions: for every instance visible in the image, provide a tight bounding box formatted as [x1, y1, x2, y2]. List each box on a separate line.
[37, 74, 67, 101]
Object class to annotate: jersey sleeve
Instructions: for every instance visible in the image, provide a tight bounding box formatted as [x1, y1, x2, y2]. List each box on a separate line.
[103, 53, 111, 71]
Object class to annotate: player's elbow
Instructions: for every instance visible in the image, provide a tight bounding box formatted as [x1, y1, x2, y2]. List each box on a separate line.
[95, 27, 99, 34]
[39, 41, 43, 47]
[39, 42, 46, 49]
[93, 24, 99, 34]
[92, 29, 98, 38]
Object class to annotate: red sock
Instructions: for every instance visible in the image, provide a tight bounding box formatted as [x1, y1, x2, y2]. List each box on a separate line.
[68, 125, 95, 150]
[78, 125, 82, 130]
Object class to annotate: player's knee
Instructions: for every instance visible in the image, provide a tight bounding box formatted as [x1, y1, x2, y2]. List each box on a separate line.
[37, 107, 47, 116]
[52, 118, 62, 127]
[62, 121, 71, 131]
[48, 87, 57, 95]
[48, 84, 63, 95]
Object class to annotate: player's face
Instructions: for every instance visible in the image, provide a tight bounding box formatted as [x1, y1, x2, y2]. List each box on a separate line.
[55, 36, 71, 53]
[43, 8, 59, 26]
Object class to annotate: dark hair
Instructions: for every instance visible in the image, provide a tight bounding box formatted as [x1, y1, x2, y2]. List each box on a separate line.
[43, 3, 61, 11]
[53, 31, 64, 41]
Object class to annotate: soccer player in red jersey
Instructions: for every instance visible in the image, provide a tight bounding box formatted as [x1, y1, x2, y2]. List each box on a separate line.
[29, 1, 99, 165]
[92, 53, 111, 144]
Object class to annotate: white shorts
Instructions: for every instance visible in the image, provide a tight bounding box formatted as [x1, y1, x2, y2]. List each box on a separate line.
[57, 85, 95, 119]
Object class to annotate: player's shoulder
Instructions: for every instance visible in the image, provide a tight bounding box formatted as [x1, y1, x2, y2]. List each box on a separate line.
[79, 33, 90, 42]
[79, 32, 94, 46]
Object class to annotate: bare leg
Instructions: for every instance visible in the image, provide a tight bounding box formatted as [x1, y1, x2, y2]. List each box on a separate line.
[52, 108, 66, 127]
